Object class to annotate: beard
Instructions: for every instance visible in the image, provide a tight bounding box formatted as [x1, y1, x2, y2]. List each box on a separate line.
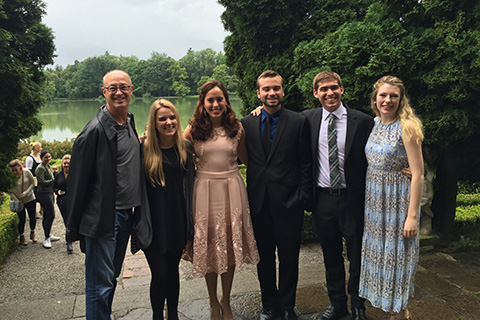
[263, 96, 282, 109]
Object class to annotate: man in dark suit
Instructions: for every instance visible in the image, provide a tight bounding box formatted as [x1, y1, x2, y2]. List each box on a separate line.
[242, 70, 312, 320]
[302, 71, 373, 320]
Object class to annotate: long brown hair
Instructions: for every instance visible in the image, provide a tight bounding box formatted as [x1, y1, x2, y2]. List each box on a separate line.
[190, 80, 240, 141]
[143, 99, 188, 187]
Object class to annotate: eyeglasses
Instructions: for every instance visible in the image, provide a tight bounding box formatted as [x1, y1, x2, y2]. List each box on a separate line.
[104, 85, 131, 93]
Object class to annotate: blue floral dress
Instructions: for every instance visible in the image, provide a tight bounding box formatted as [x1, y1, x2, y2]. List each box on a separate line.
[359, 118, 420, 313]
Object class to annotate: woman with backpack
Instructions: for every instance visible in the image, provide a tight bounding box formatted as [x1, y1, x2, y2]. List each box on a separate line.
[24, 141, 43, 219]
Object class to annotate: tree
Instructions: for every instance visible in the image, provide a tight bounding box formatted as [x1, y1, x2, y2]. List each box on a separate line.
[221, 0, 480, 236]
[0, 0, 55, 191]
[167, 61, 190, 97]
[69, 53, 121, 98]
[134, 52, 175, 97]
[38, 48, 232, 100]
[291, 0, 480, 236]
[179, 48, 228, 95]
[219, 0, 323, 114]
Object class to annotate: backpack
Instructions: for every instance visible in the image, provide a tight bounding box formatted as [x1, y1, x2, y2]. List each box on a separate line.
[30, 155, 40, 177]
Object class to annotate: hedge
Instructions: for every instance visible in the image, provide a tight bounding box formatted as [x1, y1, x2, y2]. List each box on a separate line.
[0, 194, 19, 264]
[17, 139, 75, 160]
[455, 205, 480, 226]
[456, 194, 480, 207]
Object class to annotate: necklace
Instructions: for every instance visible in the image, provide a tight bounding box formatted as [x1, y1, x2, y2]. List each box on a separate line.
[377, 119, 396, 134]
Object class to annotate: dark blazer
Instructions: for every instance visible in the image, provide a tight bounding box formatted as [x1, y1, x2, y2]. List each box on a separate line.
[302, 106, 374, 226]
[242, 107, 312, 214]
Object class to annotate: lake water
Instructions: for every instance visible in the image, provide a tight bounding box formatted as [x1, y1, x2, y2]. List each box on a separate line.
[33, 97, 244, 142]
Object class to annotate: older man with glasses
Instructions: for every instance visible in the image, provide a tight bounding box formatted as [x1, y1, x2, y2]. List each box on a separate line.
[66, 70, 151, 319]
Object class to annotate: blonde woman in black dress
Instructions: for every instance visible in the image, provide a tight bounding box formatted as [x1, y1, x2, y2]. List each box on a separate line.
[143, 99, 194, 320]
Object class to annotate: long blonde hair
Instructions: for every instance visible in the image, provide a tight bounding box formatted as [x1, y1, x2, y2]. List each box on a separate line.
[143, 99, 187, 187]
[371, 75, 424, 142]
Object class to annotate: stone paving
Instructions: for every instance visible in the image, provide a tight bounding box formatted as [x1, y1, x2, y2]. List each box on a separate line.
[1, 207, 480, 320]
[114, 244, 480, 320]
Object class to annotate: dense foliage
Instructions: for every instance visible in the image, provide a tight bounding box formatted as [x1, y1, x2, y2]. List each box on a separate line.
[0, 194, 18, 264]
[457, 194, 480, 207]
[220, 0, 480, 236]
[0, 0, 55, 192]
[44, 49, 239, 100]
[219, 0, 318, 114]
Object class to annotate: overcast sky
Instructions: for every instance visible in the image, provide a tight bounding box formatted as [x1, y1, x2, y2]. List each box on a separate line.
[41, 0, 229, 67]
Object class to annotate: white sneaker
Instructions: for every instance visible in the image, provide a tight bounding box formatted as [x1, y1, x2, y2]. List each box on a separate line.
[43, 238, 52, 249]
[49, 235, 61, 241]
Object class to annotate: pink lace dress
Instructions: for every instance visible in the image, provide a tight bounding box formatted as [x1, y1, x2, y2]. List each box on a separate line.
[191, 127, 259, 276]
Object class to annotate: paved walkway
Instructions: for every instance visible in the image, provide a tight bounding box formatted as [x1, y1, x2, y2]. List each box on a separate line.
[1, 206, 480, 320]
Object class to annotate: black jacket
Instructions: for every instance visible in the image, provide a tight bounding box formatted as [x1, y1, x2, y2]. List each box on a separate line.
[241, 107, 313, 214]
[302, 106, 374, 229]
[66, 106, 150, 248]
[130, 141, 195, 254]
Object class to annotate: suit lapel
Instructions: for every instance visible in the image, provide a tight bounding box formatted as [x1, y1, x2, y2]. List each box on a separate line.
[252, 115, 269, 160]
[344, 107, 358, 161]
[312, 108, 323, 151]
[268, 108, 287, 162]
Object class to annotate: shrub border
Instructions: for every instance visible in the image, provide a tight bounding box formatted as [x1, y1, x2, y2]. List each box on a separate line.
[0, 195, 19, 264]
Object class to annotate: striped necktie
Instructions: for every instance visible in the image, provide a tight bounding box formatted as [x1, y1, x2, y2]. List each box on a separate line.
[328, 114, 341, 188]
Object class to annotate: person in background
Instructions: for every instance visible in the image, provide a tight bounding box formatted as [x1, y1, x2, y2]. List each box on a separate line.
[141, 99, 195, 320]
[241, 70, 312, 320]
[359, 76, 424, 320]
[8, 159, 37, 245]
[24, 141, 42, 219]
[302, 71, 373, 320]
[140, 123, 148, 143]
[54, 154, 72, 253]
[35, 150, 61, 249]
[66, 70, 150, 320]
[24, 141, 42, 174]
[184, 80, 259, 320]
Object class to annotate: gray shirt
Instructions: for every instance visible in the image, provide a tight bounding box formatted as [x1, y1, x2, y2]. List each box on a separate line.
[103, 107, 142, 209]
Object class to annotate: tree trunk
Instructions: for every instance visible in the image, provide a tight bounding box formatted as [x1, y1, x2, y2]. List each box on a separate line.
[431, 147, 459, 238]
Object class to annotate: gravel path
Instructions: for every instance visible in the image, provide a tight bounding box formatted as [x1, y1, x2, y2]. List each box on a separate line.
[0, 201, 85, 305]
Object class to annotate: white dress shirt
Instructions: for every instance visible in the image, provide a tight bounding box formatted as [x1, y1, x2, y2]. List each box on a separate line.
[316, 104, 347, 188]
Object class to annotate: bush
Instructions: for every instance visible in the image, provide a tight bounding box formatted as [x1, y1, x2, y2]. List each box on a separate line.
[457, 194, 480, 207]
[458, 181, 480, 194]
[0, 194, 19, 264]
[455, 205, 480, 226]
[17, 139, 75, 161]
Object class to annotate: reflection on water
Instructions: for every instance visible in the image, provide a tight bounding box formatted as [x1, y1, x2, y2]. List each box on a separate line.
[32, 97, 244, 142]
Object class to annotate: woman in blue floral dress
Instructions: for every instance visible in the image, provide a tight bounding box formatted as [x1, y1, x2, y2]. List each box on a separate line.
[359, 76, 424, 320]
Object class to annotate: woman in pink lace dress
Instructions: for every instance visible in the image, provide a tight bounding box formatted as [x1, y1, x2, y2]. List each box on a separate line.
[184, 80, 260, 320]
